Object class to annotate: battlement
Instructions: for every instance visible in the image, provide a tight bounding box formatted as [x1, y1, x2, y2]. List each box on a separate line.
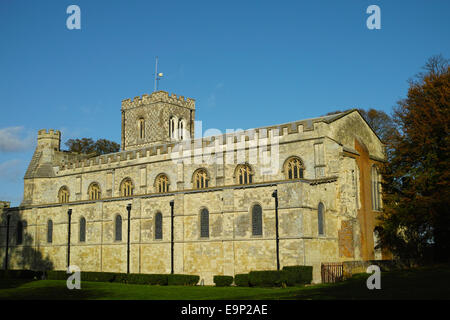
[38, 129, 61, 139]
[57, 118, 323, 174]
[37, 129, 61, 151]
[121, 91, 195, 110]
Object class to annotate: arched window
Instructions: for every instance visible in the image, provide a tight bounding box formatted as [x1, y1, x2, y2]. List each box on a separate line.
[47, 220, 53, 243]
[16, 221, 23, 245]
[200, 208, 209, 238]
[88, 182, 101, 200]
[236, 164, 253, 185]
[178, 119, 186, 140]
[371, 166, 382, 210]
[284, 157, 305, 179]
[138, 118, 145, 139]
[169, 116, 177, 139]
[155, 212, 163, 240]
[318, 202, 325, 236]
[58, 186, 70, 203]
[252, 204, 263, 236]
[120, 178, 134, 197]
[155, 174, 169, 193]
[115, 215, 122, 241]
[193, 169, 209, 189]
[79, 217, 86, 242]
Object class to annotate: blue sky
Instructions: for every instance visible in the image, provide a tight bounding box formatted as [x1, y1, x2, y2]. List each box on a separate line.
[1, 0, 449, 206]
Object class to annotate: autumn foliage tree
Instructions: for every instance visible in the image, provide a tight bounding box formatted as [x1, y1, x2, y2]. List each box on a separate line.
[377, 55, 450, 264]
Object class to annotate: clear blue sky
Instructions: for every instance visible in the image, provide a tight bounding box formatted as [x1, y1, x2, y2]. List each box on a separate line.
[1, 0, 449, 206]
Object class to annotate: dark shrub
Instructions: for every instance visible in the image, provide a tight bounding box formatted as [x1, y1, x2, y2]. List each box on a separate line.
[248, 270, 286, 287]
[0, 270, 42, 279]
[167, 274, 199, 286]
[282, 266, 313, 286]
[234, 274, 250, 287]
[46, 270, 68, 280]
[82, 272, 117, 283]
[213, 275, 233, 287]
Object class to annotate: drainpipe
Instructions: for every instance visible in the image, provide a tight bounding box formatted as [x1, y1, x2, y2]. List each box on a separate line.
[67, 209, 72, 270]
[126, 203, 132, 274]
[170, 200, 174, 274]
[4, 213, 10, 270]
[272, 190, 280, 271]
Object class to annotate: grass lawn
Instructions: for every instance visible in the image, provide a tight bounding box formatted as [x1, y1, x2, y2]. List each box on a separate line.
[1, 265, 449, 300]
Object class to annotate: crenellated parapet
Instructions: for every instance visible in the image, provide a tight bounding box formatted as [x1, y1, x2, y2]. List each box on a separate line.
[56, 114, 329, 174]
[37, 129, 61, 151]
[121, 90, 195, 110]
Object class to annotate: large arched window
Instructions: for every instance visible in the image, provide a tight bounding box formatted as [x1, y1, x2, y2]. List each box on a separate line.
[47, 220, 53, 243]
[284, 157, 305, 180]
[200, 208, 209, 238]
[155, 174, 169, 193]
[178, 118, 186, 140]
[58, 186, 70, 203]
[155, 212, 163, 240]
[251, 204, 263, 236]
[16, 221, 23, 245]
[120, 178, 134, 197]
[115, 215, 122, 241]
[138, 118, 145, 140]
[318, 202, 325, 236]
[371, 166, 382, 210]
[193, 168, 209, 189]
[236, 164, 253, 185]
[79, 217, 86, 242]
[88, 182, 101, 200]
[169, 116, 177, 139]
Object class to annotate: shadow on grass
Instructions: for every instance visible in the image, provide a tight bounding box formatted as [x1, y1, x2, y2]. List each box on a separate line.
[0, 279, 109, 300]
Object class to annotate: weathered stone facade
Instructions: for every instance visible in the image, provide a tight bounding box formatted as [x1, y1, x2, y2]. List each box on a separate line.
[0, 91, 386, 284]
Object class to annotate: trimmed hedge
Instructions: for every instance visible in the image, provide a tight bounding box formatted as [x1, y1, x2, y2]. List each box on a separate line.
[45, 270, 68, 280]
[167, 274, 199, 286]
[213, 275, 233, 287]
[0, 270, 42, 279]
[282, 266, 313, 286]
[249, 270, 285, 287]
[1, 270, 198, 286]
[119, 273, 168, 285]
[234, 274, 250, 287]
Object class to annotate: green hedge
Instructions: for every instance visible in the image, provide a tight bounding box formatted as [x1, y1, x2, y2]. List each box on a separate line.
[247, 266, 313, 287]
[249, 270, 286, 287]
[213, 275, 233, 287]
[2, 270, 198, 286]
[282, 266, 313, 286]
[234, 274, 250, 287]
[167, 274, 199, 286]
[45, 270, 68, 280]
[120, 273, 168, 285]
[0, 270, 42, 279]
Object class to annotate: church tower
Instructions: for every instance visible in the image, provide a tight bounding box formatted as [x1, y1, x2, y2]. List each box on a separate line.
[120, 91, 195, 151]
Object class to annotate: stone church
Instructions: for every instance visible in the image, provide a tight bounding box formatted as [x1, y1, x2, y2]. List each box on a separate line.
[0, 90, 386, 284]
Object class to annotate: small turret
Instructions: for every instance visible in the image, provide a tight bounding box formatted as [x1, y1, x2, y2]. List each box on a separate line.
[37, 129, 61, 152]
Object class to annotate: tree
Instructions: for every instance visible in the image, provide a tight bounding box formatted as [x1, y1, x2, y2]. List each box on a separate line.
[65, 138, 120, 156]
[377, 55, 450, 264]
